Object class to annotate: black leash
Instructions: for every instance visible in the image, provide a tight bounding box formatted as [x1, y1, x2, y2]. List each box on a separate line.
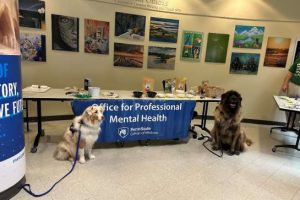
[198, 134, 223, 158]
[22, 128, 82, 197]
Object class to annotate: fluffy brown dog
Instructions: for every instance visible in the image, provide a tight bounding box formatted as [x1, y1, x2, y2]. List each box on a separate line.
[53, 105, 105, 163]
[210, 90, 252, 155]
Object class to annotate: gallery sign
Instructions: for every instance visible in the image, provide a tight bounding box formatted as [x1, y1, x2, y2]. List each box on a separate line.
[97, 0, 182, 13]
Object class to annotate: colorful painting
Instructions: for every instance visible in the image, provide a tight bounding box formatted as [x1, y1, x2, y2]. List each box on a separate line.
[52, 14, 79, 52]
[84, 19, 109, 54]
[19, 0, 45, 29]
[149, 17, 179, 43]
[181, 31, 203, 62]
[233, 25, 265, 49]
[115, 12, 145, 41]
[264, 37, 291, 68]
[293, 38, 300, 62]
[114, 43, 144, 68]
[20, 32, 46, 62]
[148, 46, 176, 70]
[230, 53, 260, 75]
[205, 33, 229, 63]
[0, 0, 20, 55]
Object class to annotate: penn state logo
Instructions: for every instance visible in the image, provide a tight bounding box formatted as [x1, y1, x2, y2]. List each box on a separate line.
[118, 127, 129, 138]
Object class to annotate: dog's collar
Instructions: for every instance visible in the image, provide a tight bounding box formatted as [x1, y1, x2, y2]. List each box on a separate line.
[69, 119, 99, 134]
[81, 119, 101, 130]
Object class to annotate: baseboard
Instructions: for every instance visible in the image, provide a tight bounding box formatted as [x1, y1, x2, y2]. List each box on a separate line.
[0, 176, 26, 200]
[195, 115, 286, 126]
[24, 114, 286, 126]
[25, 115, 74, 122]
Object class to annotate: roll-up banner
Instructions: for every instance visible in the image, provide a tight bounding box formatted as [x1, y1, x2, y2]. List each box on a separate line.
[0, 0, 26, 197]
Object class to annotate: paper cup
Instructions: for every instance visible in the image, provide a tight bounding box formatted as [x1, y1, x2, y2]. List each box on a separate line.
[88, 87, 100, 97]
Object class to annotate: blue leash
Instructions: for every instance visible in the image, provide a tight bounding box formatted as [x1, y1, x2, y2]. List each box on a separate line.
[22, 130, 81, 197]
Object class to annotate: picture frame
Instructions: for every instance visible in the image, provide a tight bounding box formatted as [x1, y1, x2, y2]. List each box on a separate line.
[181, 31, 204, 62]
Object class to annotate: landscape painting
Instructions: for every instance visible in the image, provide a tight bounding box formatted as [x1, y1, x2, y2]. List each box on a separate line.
[20, 32, 46, 62]
[84, 19, 109, 54]
[115, 12, 146, 41]
[149, 17, 179, 43]
[114, 43, 144, 68]
[181, 31, 204, 62]
[205, 33, 229, 63]
[264, 37, 291, 68]
[233, 25, 265, 49]
[148, 46, 176, 70]
[230, 52, 260, 75]
[19, 0, 45, 29]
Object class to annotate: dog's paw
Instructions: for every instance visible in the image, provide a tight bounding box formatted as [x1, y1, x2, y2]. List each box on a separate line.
[212, 145, 220, 151]
[234, 151, 240, 155]
[228, 151, 235, 156]
[79, 158, 86, 164]
[89, 154, 96, 160]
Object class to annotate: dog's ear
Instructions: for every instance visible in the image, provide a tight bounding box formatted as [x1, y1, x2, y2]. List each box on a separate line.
[99, 105, 105, 113]
[221, 92, 228, 104]
[86, 106, 93, 116]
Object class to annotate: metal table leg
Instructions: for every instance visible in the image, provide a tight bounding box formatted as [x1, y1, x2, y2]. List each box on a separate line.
[201, 102, 211, 134]
[272, 129, 300, 152]
[31, 100, 44, 153]
[270, 111, 297, 133]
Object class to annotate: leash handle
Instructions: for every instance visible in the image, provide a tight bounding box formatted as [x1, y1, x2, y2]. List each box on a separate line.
[22, 129, 82, 197]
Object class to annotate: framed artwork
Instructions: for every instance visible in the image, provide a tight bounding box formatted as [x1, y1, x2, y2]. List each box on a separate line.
[181, 31, 203, 62]
[19, 0, 45, 30]
[114, 43, 144, 68]
[84, 19, 109, 54]
[292, 38, 300, 63]
[52, 14, 79, 52]
[205, 33, 229, 63]
[115, 12, 145, 41]
[233, 25, 265, 49]
[230, 52, 260, 75]
[148, 46, 176, 70]
[149, 17, 179, 43]
[20, 32, 46, 62]
[264, 37, 291, 68]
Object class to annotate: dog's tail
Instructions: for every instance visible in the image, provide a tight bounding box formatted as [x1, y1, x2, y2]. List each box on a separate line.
[245, 137, 253, 146]
[53, 143, 71, 161]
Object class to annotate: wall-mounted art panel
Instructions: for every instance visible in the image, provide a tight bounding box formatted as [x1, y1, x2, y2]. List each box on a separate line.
[292, 38, 300, 63]
[115, 12, 145, 41]
[230, 52, 260, 75]
[264, 37, 291, 68]
[149, 17, 179, 43]
[233, 25, 265, 49]
[19, 0, 45, 29]
[205, 33, 229, 63]
[20, 32, 46, 62]
[52, 14, 79, 52]
[148, 46, 176, 70]
[181, 31, 203, 62]
[114, 43, 144, 68]
[85, 19, 109, 54]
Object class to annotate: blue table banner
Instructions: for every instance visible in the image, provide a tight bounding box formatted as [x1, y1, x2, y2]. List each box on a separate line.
[71, 99, 196, 142]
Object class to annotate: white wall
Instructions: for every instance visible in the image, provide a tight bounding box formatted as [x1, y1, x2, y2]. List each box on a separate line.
[21, 0, 300, 122]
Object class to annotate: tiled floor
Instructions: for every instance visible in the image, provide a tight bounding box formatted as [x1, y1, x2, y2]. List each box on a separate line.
[12, 120, 300, 200]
